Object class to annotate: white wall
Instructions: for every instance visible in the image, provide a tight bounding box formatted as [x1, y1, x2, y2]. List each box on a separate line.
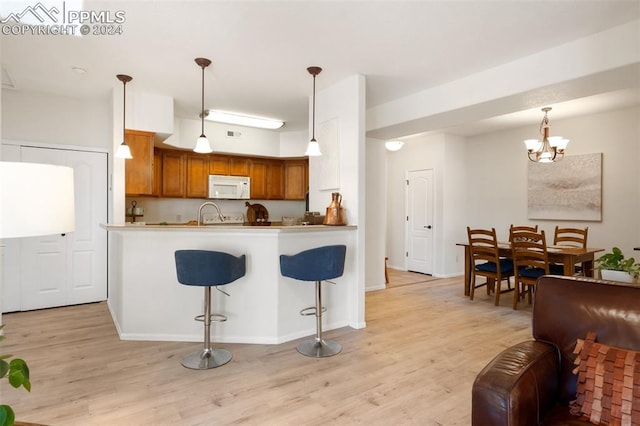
[385, 133, 445, 271]
[441, 134, 467, 276]
[279, 130, 307, 157]
[365, 138, 387, 291]
[383, 106, 640, 277]
[2, 90, 111, 148]
[164, 117, 282, 156]
[465, 106, 640, 258]
[308, 74, 366, 328]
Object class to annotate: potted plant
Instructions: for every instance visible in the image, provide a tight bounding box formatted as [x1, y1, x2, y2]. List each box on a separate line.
[595, 247, 640, 283]
[0, 324, 31, 426]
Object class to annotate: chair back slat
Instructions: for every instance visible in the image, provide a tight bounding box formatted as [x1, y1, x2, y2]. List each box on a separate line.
[553, 226, 588, 248]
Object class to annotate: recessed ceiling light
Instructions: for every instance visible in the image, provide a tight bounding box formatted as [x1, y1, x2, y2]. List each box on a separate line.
[71, 66, 87, 75]
[204, 110, 284, 130]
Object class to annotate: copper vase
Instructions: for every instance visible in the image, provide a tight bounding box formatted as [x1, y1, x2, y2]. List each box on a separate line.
[323, 192, 346, 225]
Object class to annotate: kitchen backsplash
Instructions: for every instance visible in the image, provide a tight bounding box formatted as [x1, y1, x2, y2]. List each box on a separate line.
[125, 196, 306, 224]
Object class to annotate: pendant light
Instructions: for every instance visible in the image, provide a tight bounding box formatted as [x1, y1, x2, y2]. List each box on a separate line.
[305, 66, 322, 156]
[194, 57, 213, 154]
[115, 74, 133, 159]
[524, 107, 569, 163]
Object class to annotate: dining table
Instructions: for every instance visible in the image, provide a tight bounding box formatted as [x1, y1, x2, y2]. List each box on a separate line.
[457, 242, 604, 296]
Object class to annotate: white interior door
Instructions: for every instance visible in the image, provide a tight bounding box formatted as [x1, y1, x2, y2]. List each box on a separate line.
[406, 169, 433, 274]
[19, 146, 108, 310]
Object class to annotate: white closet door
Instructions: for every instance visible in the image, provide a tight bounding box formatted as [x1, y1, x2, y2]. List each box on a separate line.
[20, 146, 108, 310]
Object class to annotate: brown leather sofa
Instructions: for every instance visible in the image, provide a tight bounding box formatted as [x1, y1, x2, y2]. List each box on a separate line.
[471, 275, 640, 425]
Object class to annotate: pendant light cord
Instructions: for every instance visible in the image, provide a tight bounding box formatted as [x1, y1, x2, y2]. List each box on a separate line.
[122, 79, 127, 143]
[201, 63, 205, 137]
[311, 73, 316, 141]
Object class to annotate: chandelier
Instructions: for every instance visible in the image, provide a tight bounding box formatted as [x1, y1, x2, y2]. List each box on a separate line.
[524, 107, 569, 163]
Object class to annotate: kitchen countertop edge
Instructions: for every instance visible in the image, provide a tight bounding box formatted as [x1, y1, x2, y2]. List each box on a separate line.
[101, 224, 357, 232]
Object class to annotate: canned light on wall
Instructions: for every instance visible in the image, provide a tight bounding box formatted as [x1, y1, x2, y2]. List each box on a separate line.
[305, 66, 322, 157]
[524, 107, 569, 163]
[115, 74, 133, 159]
[194, 57, 213, 154]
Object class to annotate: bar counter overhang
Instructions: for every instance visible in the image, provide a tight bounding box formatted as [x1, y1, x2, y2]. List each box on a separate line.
[102, 224, 361, 344]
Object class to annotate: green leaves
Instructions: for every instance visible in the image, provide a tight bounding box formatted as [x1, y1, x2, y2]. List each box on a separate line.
[0, 405, 16, 426]
[6, 359, 30, 391]
[0, 324, 32, 426]
[596, 247, 640, 278]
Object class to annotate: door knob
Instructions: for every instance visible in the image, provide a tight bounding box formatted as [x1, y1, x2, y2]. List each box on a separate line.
[424, 225, 432, 229]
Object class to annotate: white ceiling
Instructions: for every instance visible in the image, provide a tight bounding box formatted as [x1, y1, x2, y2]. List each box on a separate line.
[2, 0, 639, 137]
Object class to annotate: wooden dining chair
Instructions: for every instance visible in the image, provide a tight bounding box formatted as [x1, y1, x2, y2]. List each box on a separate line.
[553, 226, 589, 274]
[510, 224, 538, 233]
[467, 227, 514, 306]
[509, 224, 538, 242]
[553, 226, 588, 248]
[510, 229, 562, 310]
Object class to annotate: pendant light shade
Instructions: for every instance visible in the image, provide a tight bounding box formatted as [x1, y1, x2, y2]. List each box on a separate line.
[115, 74, 133, 159]
[194, 57, 213, 154]
[524, 107, 569, 163]
[305, 66, 322, 157]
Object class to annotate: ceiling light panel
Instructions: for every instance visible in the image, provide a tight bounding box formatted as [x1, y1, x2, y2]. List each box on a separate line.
[205, 110, 284, 130]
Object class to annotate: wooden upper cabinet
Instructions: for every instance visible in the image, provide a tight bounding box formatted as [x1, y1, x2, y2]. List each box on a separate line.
[152, 149, 162, 196]
[209, 155, 230, 175]
[250, 159, 285, 200]
[151, 148, 307, 201]
[161, 150, 186, 197]
[209, 155, 250, 176]
[284, 159, 308, 200]
[124, 130, 155, 195]
[249, 159, 268, 199]
[267, 160, 285, 200]
[229, 157, 250, 176]
[186, 154, 209, 198]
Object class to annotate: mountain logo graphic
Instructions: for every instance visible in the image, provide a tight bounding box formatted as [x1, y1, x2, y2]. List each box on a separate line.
[1, 2, 60, 24]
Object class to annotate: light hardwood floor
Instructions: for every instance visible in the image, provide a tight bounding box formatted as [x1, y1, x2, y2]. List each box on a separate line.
[1, 274, 531, 425]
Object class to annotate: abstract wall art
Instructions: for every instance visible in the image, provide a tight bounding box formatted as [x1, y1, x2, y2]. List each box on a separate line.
[527, 153, 602, 221]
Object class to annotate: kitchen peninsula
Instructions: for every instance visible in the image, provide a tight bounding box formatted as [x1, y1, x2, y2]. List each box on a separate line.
[104, 223, 360, 344]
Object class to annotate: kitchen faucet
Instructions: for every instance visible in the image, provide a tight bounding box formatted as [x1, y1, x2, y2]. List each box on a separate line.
[197, 201, 225, 226]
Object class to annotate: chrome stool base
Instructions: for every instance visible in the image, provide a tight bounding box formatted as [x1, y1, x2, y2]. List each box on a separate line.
[297, 339, 341, 358]
[181, 348, 232, 370]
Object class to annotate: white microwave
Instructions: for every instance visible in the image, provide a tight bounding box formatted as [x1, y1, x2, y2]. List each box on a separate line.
[208, 175, 251, 199]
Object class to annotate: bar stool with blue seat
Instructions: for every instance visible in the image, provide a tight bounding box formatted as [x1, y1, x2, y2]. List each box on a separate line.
[280, 244, 346, 358]
[174, 250, 246, 369]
